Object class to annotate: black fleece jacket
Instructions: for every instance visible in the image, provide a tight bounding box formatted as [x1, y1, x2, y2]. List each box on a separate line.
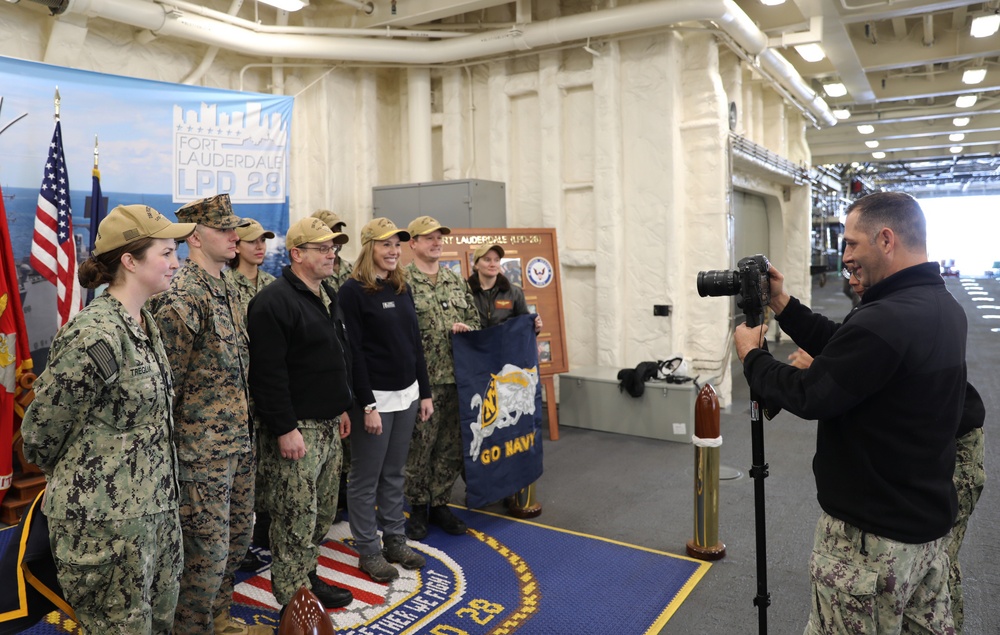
[743, 261, 967, 543]
[246, 266, 354, 436]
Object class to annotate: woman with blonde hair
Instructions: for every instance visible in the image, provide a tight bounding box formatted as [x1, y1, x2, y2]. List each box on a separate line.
[338, 218, 433, 582]
[22, 204, 194, 634]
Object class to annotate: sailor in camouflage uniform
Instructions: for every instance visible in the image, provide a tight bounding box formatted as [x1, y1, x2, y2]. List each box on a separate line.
[403, 216, 481, 540]
[151, 194, 268, 635]
[312, 209, 353, 292]
[22, 204, 195, 634]
[223, 218, 277, 569]
[247, 217, 355, 613]
[225, 218, 276, 321]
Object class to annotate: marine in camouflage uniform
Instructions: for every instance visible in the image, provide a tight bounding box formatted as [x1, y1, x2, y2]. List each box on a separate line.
[151, 194, 265, 635]
[247, 217, 354, 609]
[22, 295, 183, 635]
[312, 209, 356, 493]
[21, 203, 196, 635]
[225, 267, 276, 324]
[403, 216, 480, 538]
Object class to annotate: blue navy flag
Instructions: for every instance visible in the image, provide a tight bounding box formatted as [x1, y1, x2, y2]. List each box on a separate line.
[453, 314, 544, 508]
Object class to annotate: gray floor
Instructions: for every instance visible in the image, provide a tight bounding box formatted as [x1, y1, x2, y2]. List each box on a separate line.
[465, 274, 1000, 635]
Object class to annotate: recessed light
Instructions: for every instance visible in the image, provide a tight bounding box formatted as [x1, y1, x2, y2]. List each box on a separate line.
[872, 152, 886, 159]
[956, 94, 978, 108]
[865, 140, 879, 148]
[760, 0, 786, 6]
[963, 68, 987, 84]
[950, 146, 964, 153]
[833, 109, 851, 120]
[823, 82, 847, 97]
[953, 117, 971, 126]
[971, 14, 1000, 38]
[950, 133, 966, 142]
[794, 44, 826, 63]
[857, 124, 875, 134]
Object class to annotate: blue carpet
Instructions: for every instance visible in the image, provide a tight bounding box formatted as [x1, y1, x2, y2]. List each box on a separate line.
[13, 506, 710, 634]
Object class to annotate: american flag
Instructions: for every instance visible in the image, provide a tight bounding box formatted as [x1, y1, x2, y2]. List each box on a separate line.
[30, 121, 81, 327]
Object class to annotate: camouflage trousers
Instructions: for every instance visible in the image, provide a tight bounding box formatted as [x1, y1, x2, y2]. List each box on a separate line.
[805, 511, 954, 635]
[405, 383, 464, 507]
[49, 509, 182, 635]
[943, 427, 986, 634]
[258, 419, 342, 606]
[174, 452, 255, 634]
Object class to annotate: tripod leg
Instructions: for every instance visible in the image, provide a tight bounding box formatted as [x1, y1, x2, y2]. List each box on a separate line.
[749, 397, 771, 635]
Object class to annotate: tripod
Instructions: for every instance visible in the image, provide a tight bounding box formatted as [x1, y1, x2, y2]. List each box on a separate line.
[744, 307, 772, 635]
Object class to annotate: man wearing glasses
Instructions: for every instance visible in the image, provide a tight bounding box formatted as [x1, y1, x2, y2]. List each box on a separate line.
[246, 217, 356, 615]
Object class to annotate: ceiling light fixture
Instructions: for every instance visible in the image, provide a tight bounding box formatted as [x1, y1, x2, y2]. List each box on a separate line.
[794, 43, 826, 63]
[257, 0, 308, 11]
[956, 94, 978, 108]
[970, 13, 1000, 38]
[833, 109, 851, 120]
[872, 152, 886, 159]
[950, 146, 964, 153]
[953, 117, 971, 126]
[857, 124, 875, 134]
[950, 133, 966, 142]
[962, 68, 987, 84]
[759, 0, 786, 6]
[865, 140, 880, 148]
[823, 82, 847, 97]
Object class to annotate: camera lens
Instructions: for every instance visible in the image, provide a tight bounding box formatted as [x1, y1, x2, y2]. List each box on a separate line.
[697, 270, 740, 297]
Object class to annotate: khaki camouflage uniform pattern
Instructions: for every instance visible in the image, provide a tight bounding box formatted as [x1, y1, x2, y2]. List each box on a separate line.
[805, 511, 954, 635]
[403, 263, 480, 507]
[224, 266, 276, 516]
[944, 427, 986, 633]
[225, 267, 276, 322]
[21, 294, 182, 634]
[152, 260, 254, 633]
[257, 418, 343, 606]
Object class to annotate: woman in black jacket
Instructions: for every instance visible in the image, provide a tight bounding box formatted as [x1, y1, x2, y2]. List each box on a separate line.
[467, 243, 542, 332]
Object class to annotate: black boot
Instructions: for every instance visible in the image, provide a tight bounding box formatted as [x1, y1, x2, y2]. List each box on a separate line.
[429, 505, 468, 535]
[307, 571, 353, 609]
[405, 504, 429, 540]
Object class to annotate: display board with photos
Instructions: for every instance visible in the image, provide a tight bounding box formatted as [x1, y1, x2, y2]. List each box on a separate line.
[399, 228, 567, 376]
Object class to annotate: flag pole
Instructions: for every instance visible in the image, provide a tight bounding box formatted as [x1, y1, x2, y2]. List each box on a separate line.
[86, 135, 102, 304]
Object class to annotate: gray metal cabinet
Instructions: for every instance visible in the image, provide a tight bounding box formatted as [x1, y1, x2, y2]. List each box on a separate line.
[372, 179, 506, 230]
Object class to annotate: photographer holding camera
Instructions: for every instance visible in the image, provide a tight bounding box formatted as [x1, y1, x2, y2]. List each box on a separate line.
[733, 192, 967, 634]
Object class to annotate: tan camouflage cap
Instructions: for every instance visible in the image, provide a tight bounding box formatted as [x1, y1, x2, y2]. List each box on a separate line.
[93, 204, 196, 256]
[407, 215, 451, 237]
[472, 243, 505, 263]
[312, 209, 347, 232]
[236, 219, 276, 242]
[360, 218, 411, 244]
[286, 217, 349, 251]
[175, 193, 249, 229]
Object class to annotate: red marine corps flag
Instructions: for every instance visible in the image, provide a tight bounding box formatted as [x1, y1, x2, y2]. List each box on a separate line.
[0, 184, 34, 508]
[30, 96, 82, 327]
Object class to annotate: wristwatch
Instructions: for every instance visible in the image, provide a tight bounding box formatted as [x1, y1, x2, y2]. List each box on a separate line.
[364, 403, 377, 414]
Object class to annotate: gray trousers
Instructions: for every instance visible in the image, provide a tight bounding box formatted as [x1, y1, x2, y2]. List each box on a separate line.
[347, 400, 419, 556]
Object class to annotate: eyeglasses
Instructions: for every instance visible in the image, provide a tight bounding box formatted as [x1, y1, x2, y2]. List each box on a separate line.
[841, 267, 856, 280]
[297, 245, 341, 254]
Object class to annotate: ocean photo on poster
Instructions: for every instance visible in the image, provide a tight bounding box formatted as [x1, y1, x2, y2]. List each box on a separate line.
[1, 55, 293, 369]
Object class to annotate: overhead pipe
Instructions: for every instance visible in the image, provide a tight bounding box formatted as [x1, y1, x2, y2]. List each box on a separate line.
[55, 0, 835, 127]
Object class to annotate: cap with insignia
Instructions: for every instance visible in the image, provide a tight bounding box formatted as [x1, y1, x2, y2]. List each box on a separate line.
[93, 204, 196, 256]
[407, 215, 451, 237]
[286, 217, 349, 251]
[175, 193, 249, 230]
[311, 209, 347, 232]
[236, 219, 276, 242]
[360, 218, 410, 244]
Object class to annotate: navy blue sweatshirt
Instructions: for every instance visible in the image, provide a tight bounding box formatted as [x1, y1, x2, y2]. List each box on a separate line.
[338, 278, 431, 408]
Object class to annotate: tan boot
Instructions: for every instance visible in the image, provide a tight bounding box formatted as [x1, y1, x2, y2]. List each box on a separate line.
[213, 610, 274, 635]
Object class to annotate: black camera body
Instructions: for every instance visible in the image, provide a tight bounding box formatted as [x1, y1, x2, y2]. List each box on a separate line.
[697, 254, 771, 327]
